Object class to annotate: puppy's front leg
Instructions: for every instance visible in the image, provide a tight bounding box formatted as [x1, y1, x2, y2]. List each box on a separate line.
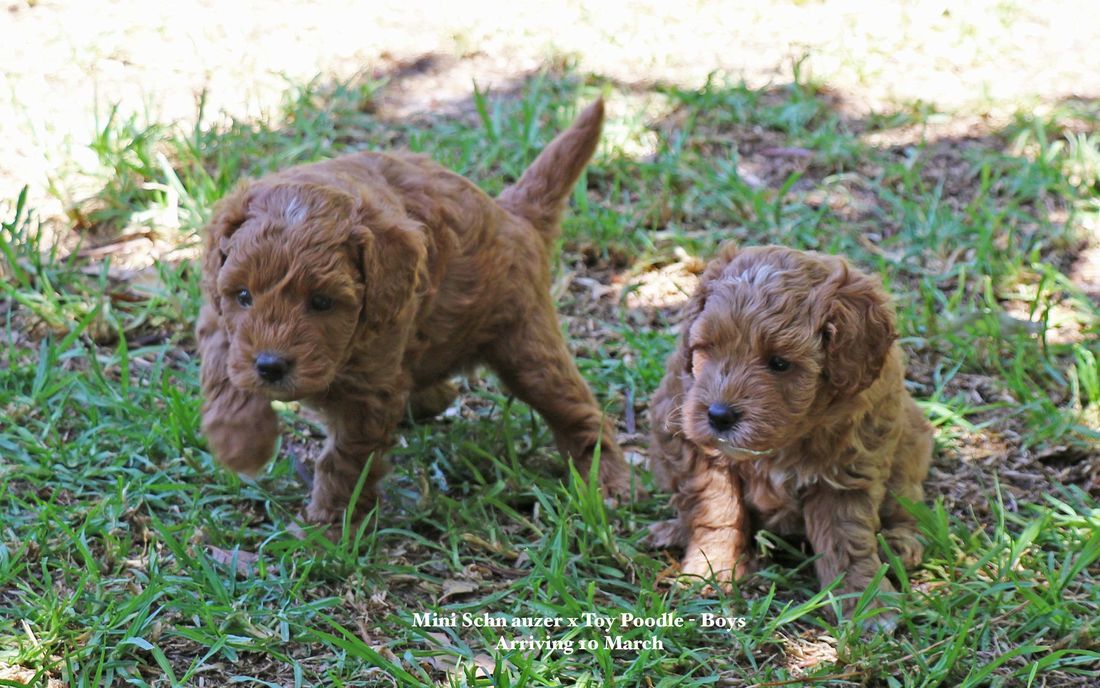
[678, 457, 751, 585]
[306, 388, 407, 525]
[802, 484, 894, 615]
[197, 305, 279, 473]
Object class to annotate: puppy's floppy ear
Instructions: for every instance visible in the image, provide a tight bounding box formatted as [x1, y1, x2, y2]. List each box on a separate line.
[201, 181, 253, 314]
[355, 215, 429, 330]
[815, 262, 897, 397]
[677, 241, 739, 375]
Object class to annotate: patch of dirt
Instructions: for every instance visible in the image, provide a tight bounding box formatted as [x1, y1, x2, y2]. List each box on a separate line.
[6, 0, 1100, 229]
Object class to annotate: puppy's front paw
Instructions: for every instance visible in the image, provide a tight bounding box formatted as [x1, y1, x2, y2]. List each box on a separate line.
[202, 398, 279, 474]
[612, 478, 650, 502]
[407, 380, 459, 421]
[860, 607, 899, 635]
[301, 497, 379, 544]
[304, 501, 343, 525]
[882, 526, 925, 569]
[289, 504, 344, 544]
[845, 578, 899, 634]
[644, 518, 689, 549]
[679, 549, 748, 592]
[594, 461, 648, 504]
[305, 479, 380, 525]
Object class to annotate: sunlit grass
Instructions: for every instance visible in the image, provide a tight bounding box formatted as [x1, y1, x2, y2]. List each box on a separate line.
[1, 68, 1098, 686]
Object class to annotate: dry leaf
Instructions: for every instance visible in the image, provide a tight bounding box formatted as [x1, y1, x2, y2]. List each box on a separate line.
[0, 665, 65, 688]
[207, 546, 259, 577]
[438, 578, 478, 603]
[422, 633, 498, 679]
[422, 632, 460, 673]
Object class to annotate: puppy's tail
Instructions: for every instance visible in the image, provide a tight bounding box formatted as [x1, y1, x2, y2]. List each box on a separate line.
[497, 98, 604, 241]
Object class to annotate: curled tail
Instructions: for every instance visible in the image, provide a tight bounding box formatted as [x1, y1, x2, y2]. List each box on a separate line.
[497, 98, 604, 242]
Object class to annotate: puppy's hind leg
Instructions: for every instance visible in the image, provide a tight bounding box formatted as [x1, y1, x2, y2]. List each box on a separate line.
[197, 304, 280, 474]
[486, 306, 635, 500]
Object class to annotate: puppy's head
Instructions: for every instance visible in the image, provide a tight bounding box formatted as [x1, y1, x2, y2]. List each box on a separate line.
[677, 244, 896, 458]
[202, 178, 426, 400]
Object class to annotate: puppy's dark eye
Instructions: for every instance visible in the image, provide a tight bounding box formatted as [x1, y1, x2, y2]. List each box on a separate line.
[236, 289, 252, 308]
[309, 294, 333, 312]
[767, 356, 791, 372]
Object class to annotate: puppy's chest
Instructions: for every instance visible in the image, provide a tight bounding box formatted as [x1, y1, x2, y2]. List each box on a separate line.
[737, 461, 815, 534]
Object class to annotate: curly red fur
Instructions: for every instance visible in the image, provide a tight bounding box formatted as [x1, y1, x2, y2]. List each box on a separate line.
[197, 100, 634, 526]
[648, 244, 932, 623]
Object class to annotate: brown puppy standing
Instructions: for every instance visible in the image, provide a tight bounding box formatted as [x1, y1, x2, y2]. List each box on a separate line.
[197, 99, 633, 525]
[648, 244, 932, 621]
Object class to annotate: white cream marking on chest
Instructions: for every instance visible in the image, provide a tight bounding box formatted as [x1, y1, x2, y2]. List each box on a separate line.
[768, 467, 787, 490]
[767, 462, 826, 493]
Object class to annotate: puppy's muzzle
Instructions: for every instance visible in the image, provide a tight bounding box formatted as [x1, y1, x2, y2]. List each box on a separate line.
[255, 352, 292, 383]
[707, 402, 742, 432]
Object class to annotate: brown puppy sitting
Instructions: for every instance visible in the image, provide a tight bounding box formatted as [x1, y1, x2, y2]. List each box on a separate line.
[648, 243, 932, 622]
[196, 99, 633, 526]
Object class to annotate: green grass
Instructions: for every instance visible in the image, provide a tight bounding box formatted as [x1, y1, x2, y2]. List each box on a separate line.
[1, 68, 1098, 687]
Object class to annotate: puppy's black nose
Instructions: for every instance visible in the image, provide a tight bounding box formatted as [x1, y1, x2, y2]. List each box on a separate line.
[255, 353, 290, 383]
[707, 403, 741, 432]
